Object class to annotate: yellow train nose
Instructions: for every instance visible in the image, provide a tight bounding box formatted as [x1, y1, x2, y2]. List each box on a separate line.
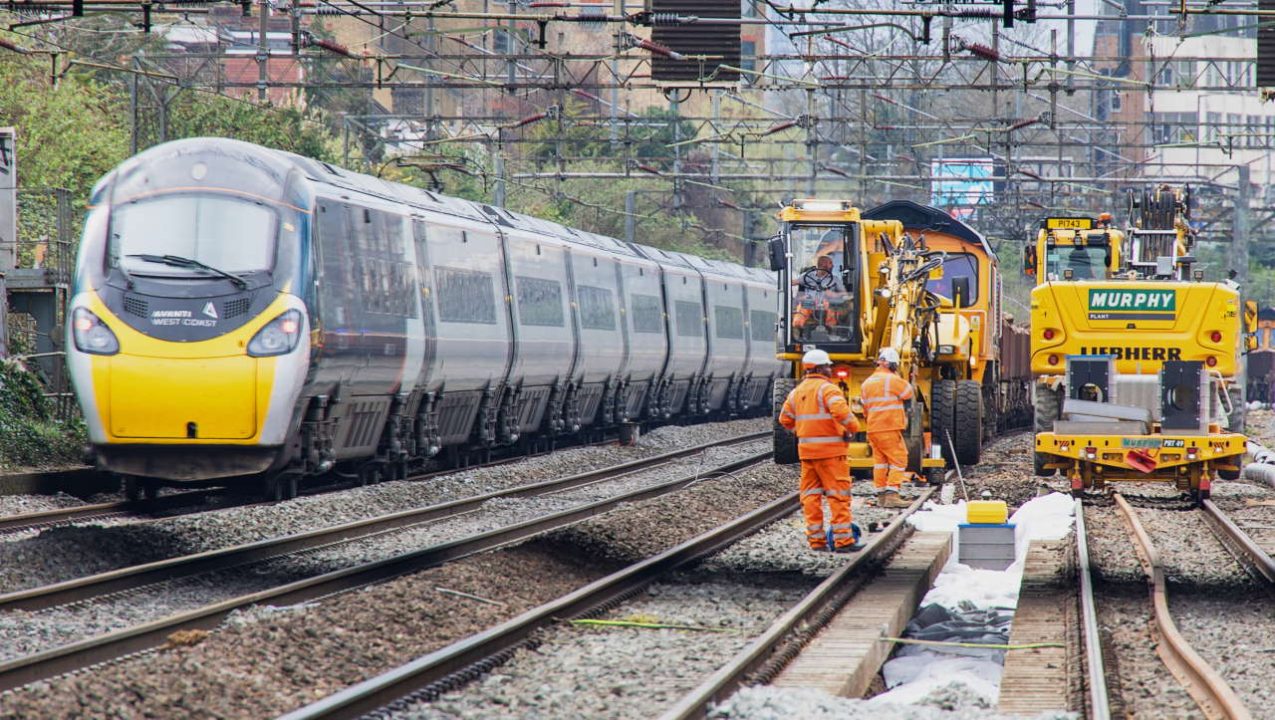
[108, 356, 258, 439]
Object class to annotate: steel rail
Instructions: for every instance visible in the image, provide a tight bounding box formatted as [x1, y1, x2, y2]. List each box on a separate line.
[1112, 494, 1253, 720]
[0, 489, 223, 535]
[1074, 499, 1112, 720]
[0, 450, 770, 692]
[658, 487, 936, 720]
[1200, 499, 1275, 586]
[0, 432, 766, 613]
[278, 485, 797, 720]
[0, 429, 686, 534]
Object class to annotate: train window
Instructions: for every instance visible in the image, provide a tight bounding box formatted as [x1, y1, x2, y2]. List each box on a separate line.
[436, 267, 497, 324]
[630, 294, 663, 334]
[714, 306, 745, 339]
[926, 253, 980, 304]
[516, 276, 565, 327]
[750, 310, 777, 341]
[578, 285, 617, 331]
[675, 300, 704, 338]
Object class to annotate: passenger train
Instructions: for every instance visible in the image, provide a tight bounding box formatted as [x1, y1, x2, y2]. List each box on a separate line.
[68, 138, 782, 499]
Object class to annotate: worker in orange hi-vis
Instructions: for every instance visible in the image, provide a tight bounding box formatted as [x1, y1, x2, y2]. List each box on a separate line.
[860, 347, 915, 509]
[778, 349, 863, 553]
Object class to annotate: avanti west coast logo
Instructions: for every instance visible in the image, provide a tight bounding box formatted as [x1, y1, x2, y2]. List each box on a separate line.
[1087, 288, 1176, 321]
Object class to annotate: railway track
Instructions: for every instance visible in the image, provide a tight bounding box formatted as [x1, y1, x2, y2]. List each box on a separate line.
[0, 433, 768, 692]
[273, 487, 935, 720]
[0, 431, 687, 537]
[1075, 493, 1271, 720]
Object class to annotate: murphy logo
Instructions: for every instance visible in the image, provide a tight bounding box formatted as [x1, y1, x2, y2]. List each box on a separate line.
[1088, 289, 1176, 321]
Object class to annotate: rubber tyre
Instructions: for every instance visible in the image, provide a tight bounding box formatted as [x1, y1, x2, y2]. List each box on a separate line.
[1227, 384, 1246, 434]
[954, 380, 983, 467]
[1034, 451, 1055, 477]
[1034, 383, 1061, 435]
[1218, 467, 1241, 481]
[906, 399, 924, 474]
[930, 379, 956, 463]
[773, 376, 799, 465]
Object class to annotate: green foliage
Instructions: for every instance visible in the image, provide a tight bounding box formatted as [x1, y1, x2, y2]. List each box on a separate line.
[525, 102, 697, 167]
[0, 361, 85, 468]
[167, 93, 338, 163]
[0, 53, 130, 202]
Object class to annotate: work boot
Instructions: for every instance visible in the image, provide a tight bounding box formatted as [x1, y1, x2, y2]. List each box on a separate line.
[809, 544, 829, 553]
[878, 490, 912, 509]
[831, 541, 864, 553]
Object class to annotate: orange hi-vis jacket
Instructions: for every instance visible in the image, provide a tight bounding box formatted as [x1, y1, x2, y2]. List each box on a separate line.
[860, 367, 915, 433]
[778, 373, 861, 459]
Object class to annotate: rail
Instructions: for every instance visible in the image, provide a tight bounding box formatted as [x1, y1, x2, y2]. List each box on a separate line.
[1074, 498, 1111, 720]
[278, 474, 793, 720]
[0, 449, 770, 692]
[1112, 493, 1252, 720]
[659, 486, 936, 720]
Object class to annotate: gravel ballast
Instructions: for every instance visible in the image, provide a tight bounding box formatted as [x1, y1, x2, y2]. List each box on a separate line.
[0, 439, 769, 662]
[0, 418, 765, 591]
[0, 444, 794, 719]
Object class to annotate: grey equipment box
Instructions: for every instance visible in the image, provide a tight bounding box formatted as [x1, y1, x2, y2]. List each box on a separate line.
[958, 523, 1016, 571]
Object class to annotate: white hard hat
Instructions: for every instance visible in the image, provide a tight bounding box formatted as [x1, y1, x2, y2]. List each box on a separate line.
[878, 347, 900, 364]
[802, 349, 832, 367]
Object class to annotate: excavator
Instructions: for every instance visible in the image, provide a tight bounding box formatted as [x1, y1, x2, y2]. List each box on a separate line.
[767, 199, 986, 482]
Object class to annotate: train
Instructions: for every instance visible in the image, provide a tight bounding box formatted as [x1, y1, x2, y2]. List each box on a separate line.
[67, 138, 782, 500]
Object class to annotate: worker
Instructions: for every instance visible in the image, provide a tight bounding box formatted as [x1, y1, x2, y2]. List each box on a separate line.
[778, 349, 863, 553]
[791, 255, 847, 339]
[860, 347, 915, 509]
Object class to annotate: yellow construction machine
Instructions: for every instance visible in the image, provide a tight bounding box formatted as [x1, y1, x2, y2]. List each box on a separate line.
[1028, 186, 1256, 499]
[767, 199, 970, 482]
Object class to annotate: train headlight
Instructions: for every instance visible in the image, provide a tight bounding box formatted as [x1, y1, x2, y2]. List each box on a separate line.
[71, 308, 119, 355]
[247, 310, 304, 357]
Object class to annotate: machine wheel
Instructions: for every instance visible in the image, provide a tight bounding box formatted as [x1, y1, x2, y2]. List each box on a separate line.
[773, 376, 799, 465]
[954, 380, 983, 466]
[123, 475, 142, 502]
[930, 379, 956, 463]
[1034, 452, 1056, 477]
[1227, 384, 1246, 434]
[1034, 383, 1061, 435]
[905, 399, 924, 474]
[1218, 466, 1241, 481]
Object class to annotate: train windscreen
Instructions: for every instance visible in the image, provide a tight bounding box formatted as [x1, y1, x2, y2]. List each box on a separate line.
[108, 194, 277, 277]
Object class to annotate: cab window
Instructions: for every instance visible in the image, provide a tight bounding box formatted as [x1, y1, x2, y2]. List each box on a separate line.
[1046, 243, 1108, 280]
[926, 253, 979, 304]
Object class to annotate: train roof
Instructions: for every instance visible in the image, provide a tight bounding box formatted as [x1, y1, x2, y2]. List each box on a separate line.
[862, 200, 996, 261]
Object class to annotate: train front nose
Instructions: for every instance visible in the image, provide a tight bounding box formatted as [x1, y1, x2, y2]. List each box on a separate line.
[107, 355, 260, 440]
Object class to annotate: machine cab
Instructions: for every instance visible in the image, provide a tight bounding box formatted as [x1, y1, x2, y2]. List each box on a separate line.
[769, 200, 864, 355]
[1026, 216, 1122, 284]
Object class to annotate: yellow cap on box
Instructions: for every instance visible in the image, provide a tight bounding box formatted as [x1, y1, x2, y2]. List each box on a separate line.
[966, 500, 1009, 525]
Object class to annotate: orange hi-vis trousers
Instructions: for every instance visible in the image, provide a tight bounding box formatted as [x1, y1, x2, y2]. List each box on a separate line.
[869, 430, 909, 490]
[799, 456, 854, 549]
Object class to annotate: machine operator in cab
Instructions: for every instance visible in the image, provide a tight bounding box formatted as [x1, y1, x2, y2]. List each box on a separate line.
[778, 349, 863, 553]
[790, 255, 848, 341]
[860, 347, 915, 509]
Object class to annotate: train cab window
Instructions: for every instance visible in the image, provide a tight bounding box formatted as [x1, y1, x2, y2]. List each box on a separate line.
[516, 276, 565, 327]
[578, 286, 617, 331]
[1046, 243, 1108, 281]
[436, 267, 497, 324]
[926, 253, 980, 304]
[750, 310, 777, 342]
[109, 194, 276, 276]
[675, 300, 704, 338]
[631, 294, 663, 334]
[714, 306, 744, 339]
